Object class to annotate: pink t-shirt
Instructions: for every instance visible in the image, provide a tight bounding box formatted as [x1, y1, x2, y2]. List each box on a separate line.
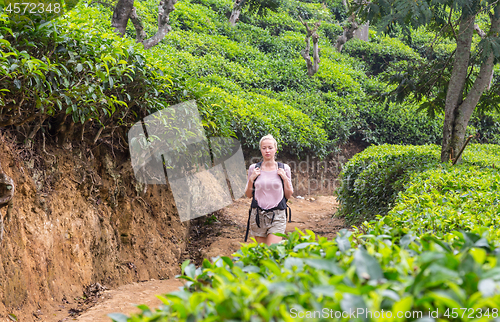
[247, 163, 293, 209]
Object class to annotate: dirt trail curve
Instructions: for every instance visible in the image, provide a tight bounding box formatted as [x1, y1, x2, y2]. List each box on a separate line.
[54, 195, 343, 322]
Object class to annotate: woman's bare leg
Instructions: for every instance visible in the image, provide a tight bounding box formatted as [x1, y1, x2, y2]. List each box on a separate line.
[254, 236, 267, 244]
[254, 235, 282, 246]
[265, 234, 282, 245]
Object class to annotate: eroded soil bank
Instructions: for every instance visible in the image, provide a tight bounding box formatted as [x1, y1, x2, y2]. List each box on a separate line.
[0, 132, 189, 321]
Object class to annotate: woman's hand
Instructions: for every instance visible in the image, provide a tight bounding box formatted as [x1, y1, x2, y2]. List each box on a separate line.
[245, 166, 261, 198]
[250, 167, 261, 182]
[277, 168, 286, 179]
[278, 168, 293, 199]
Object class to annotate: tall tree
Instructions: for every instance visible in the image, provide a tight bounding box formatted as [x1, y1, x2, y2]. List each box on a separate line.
[229, 0, 280, 26]
[355, 0, 500, 162]
[111, 0, 177, 49]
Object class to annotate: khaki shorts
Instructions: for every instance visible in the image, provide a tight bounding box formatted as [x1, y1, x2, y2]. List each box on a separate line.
[249, 208, 287, 237]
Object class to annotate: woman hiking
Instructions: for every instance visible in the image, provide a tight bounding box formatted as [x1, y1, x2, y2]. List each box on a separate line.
[244, 134, 293, 245]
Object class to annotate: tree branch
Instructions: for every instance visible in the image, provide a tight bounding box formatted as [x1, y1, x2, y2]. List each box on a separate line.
[299, 17, 321, 76]
[474, 24, 486, 38]
[229, 0, 246, 26]
[456, 10, 500, 125]
[448, 7, 458, 41]
[111, 0, 135, 36]
[473, 23, 495, 89]
[141, 0, 177, 49]
[335, 13, 359, 52]
[423, 49, 456, 98]
[0, 112, 42, 127]
[130, 6, 148, 43]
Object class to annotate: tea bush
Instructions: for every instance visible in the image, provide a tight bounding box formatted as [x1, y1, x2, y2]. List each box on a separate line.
[203, 87, 330, 155]
[111, 227, 500, 322]
[379, 145, 500, 241]
[336, 144, 440, 224]
[4, 0, 500, 154]
[337, 144, 500, 225]
[344, 36, 422, 75]
[358, 101, 443, 146]
[383, 166, 500, 241]
[0, 10, 177, 127]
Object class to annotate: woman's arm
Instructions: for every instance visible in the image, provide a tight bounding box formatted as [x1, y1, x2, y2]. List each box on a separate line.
[278, 165, 294, 200]
[245, 164, 260, 198]
[244, 178, 254, 198]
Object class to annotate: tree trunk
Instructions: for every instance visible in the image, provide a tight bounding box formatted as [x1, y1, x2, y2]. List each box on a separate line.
[311, 33, 320, 75]
[142, 0, 177, 49]
[112, 0, 177, 49]
[300, 18, 321, 77]
[130, 7, 148, 43]
[441, 7, 500, 162]
[440, 11, 475, 162]
[229, 0, 245, 26]
[335, 14, 358, 52]
[111, 0, 135, 36]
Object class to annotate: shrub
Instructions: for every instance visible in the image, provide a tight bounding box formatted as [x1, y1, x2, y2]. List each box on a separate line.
[344, 36, 421, 75]
[0, 9, 176, 128]
[383, 165, 500, 241]
[315, 59, 364, 94]
[336, 145, 440, 224]
[111, 228, 500, 322]
[208, 88, 330, 157]
[358, 101, 443, 146]
[339, 144, 500, 227]
[190, 0, 233, 16]
[375, 145, 500, 239]
[320, 22, 343, 44]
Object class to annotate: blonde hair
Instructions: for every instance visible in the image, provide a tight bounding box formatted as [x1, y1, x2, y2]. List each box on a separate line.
[259, 134, 277, 150]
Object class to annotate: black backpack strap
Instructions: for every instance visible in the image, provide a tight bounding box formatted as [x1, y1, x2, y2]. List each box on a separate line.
[277, 162, 292, 222]
[277, 162, 285, 193]
[244, 207, 252, 242]
[252, 161, 263, 194]
[245, 162, 262, 242]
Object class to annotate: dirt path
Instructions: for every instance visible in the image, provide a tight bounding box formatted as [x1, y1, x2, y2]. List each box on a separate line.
[54, 195, 343, 322]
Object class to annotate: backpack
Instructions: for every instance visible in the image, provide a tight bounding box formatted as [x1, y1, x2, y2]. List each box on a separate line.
[244, 161, 292, 242]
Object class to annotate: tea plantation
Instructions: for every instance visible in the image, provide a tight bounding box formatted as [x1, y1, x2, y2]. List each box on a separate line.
[3, 0, 499, 156]
[2, 0, 500, 320]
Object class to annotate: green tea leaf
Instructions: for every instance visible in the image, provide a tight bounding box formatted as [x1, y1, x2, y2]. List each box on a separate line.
[354, 248, 383, 281]
[107, 313, 129, 322]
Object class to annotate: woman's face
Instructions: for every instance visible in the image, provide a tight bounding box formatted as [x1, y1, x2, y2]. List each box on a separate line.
[260, 139, 276, 160]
